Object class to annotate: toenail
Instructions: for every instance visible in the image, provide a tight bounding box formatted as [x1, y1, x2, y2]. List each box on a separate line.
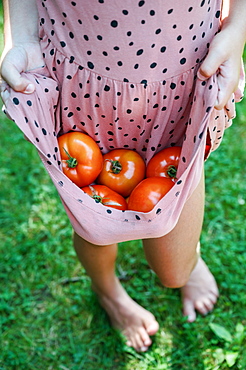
[140, 346, 148, 352]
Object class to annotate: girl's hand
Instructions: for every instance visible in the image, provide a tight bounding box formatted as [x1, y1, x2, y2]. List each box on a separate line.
[197, 23, 244, 110]
[0, 41, 45, 102]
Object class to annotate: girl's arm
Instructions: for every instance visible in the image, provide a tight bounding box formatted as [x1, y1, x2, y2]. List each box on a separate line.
[198, 0, 246, 110]
[0, 0, 44, 94]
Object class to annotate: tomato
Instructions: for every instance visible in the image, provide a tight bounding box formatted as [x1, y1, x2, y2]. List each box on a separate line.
[204, 131, 211, 160]
[127, 177, 174, 212]
[82, 185, 128, 210]
[204, 144, 211, 159]
[97, 149, 146, 197]
[146, 146, 181, 180]
[58, 132, 103, 188]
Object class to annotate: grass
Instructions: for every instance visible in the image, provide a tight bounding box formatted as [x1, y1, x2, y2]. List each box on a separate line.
[1, 7, 246, 370]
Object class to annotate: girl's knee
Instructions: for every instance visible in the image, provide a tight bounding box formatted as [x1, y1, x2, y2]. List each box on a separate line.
[156, 269, 191, 289]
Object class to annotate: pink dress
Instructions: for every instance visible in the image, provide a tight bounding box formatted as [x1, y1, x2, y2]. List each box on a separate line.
[5, 0, 244, 245]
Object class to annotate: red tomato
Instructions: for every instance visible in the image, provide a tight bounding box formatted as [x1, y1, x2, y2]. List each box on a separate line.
[127, 177, 174, 213]
[97, 149, 146, 197]
[82, 185, 128, 210]
[58, 132, 103, 188]
[204, 144, 211, 160]
[204, 131, 211, 160]
[146, 146, 181, 180]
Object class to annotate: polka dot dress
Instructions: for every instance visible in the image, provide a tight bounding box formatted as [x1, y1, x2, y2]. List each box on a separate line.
[5, 0, 244, 245]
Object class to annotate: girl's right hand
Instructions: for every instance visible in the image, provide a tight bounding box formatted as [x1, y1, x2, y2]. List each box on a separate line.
[0, 41, 45, 102]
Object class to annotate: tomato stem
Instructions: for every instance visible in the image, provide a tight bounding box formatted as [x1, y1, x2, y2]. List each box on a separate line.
[63, 147, 78, 168]
[87, 186, 122, 207]
[107, 159, 122, 174]
[167, 165, 177, 178]
[93, 195, 103, 203]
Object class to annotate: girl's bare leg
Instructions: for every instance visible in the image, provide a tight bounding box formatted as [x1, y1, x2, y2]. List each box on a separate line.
[73, 170, 218, 351]
[73, 233, 159, 352]
[143, 171, 219, 321]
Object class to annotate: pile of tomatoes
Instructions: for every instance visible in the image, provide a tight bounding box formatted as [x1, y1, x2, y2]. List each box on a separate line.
[58, 131, 183, 213]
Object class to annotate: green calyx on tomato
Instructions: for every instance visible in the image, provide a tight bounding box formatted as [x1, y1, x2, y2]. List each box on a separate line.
[82, 184, 128, 210]
[107, 159, 122, 174]
[167, 165, 177, 178]
[87, 185, 122, 207]
[63, 147, 78, 168]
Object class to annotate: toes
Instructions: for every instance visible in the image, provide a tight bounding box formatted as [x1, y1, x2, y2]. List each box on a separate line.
[139, 346, 149, 352]
[126, 340, 132, 347]
[195, 300, 210, 316]
[133, 333, 149, 352]
[125, 327, 154, 352]
[146, 320, 159, 336]
[183, 299, 197, 322]
[139, 327, 152, 347]
[195, 297, 217, 315]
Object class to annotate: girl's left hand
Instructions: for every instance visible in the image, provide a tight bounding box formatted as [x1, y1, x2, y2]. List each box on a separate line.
[197, 23, 244, 110]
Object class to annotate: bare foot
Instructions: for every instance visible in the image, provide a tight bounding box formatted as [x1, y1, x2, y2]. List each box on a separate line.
[93, 278, 159, 352]
[181, 257, 219, 322]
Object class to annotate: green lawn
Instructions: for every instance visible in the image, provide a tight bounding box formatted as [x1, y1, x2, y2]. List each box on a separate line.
[1, 8, 246, 370]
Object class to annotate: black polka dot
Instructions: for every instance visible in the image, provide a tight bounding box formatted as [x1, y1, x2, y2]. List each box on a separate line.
[150, 62, 157, 68]
[87, 61, 94, 69]
[138, 1, 145, 7]
[136, 49, 144, 56]
[111, 20, 118, 28]
[13, 97, 19, 105]
[215, 10, 221, 18]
